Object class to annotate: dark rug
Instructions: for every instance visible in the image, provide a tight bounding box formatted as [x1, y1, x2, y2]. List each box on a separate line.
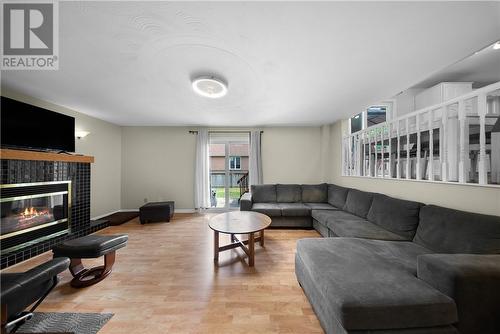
[17, 312, 113, 334]
[101, 211, 139, 226]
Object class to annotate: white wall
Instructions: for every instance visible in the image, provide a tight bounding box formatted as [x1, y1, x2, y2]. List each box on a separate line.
[262, 127, 323, 184]
[2, 89, 122, 218]
[327, 121, 500, 216]
[121, 127, 196, 210]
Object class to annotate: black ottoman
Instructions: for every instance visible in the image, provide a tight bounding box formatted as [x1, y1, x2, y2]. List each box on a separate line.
[139, 201, 174, 224]
[53, 234, 128, 288]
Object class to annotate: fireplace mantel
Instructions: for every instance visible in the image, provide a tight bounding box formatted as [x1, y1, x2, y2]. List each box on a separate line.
[0, 149, 94, 163]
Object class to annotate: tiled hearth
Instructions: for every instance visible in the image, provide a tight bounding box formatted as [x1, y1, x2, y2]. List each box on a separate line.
[0, 158, 107, 268]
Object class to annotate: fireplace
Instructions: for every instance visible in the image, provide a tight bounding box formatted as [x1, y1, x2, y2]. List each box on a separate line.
[1, 181, 71, 253]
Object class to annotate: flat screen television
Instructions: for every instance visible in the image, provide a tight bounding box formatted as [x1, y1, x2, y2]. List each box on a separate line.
[1, 97, 75, 152]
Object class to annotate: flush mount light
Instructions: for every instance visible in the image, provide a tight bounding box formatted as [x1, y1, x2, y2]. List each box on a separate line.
[192, 76, 228, 98]
[493, 41, 500, 50]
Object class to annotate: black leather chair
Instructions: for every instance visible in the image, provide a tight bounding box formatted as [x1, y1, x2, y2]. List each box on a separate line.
[1, 257, 69, 333]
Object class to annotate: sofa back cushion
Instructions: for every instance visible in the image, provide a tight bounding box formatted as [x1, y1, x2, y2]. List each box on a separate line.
[251, 184, 277, 203]
[301, 184, 327, 203]
[367, 194, 423, 240]
[328, 184, 350, 208]
[343, 189, 374, 218]
[414, 205, 500, 254]
[276, 184, 302, 203]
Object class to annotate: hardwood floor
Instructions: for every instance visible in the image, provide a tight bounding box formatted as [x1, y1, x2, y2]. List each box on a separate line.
[3, 213, 324, 333]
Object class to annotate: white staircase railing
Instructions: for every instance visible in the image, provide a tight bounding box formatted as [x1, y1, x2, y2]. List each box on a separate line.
[342, 81, 500, 186]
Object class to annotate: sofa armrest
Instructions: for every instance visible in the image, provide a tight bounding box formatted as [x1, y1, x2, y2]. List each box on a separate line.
[417, 254, 500, 334]
[240, 192, 253, 211]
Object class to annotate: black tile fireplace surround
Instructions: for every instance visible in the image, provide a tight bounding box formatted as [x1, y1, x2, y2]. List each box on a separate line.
[0, 159, 107, 268]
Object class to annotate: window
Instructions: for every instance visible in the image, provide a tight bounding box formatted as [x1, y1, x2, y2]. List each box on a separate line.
[229, 156, 241, 170]
[350, 113, 363, 134]
[367, 106, 387, 127]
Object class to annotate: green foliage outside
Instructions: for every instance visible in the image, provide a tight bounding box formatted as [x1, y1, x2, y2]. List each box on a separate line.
[214, 187, 240, 199]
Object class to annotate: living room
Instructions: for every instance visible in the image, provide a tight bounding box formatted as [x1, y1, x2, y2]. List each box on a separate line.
[1, 1, 499, 334]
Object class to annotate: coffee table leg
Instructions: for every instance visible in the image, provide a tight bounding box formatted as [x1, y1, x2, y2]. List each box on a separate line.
[260, 229, 265, 247]
[248, 232, 255, 267]
[214, 231, 219, 263]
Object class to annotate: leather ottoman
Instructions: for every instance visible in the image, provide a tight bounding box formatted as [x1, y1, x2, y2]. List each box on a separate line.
[53, 234, 128, 288]
[139, 201, 175, 224]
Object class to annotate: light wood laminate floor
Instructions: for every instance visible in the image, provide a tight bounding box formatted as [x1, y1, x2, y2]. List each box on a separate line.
[3, 213, 323, 333]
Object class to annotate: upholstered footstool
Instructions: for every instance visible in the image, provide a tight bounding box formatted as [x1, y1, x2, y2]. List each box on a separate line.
[52, 234, 128, 288]
[139, 201, 175, 224]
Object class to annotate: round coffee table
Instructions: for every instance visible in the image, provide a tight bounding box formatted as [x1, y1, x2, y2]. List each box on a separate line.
[209, 211, 271, 267]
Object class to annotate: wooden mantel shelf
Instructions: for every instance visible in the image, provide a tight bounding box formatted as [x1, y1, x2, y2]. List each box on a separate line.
[0, 149, 94, 163]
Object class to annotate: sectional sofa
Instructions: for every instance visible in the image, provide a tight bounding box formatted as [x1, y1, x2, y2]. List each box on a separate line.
[240, 183, 500, 334]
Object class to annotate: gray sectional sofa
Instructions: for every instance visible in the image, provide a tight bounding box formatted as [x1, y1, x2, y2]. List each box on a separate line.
[240, 183, 500, 334]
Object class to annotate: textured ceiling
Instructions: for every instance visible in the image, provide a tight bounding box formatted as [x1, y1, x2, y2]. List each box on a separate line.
[2, 1, 500, 126]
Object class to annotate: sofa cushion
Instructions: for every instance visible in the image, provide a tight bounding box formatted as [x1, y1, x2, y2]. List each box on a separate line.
[279, 203, 310, 217]
[304, 203, 338, 210]
[251, 184, 277, 203]
[414, 205, 500, 254]
[311, 209, 338, 225]
[276, 184, 302, 203]
[325, 210, 407, 241]
[301, 184, 327, 203]
[367, 194, 423, 240]
[328, 184, 350, 208]
[417, 254, 500, 334]
[343, 189, 374, 218]
[251, 203, 281, 217]
[296, 238, 457, 330]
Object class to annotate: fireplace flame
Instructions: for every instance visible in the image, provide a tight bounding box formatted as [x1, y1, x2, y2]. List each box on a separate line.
[21, 207, 47, 219]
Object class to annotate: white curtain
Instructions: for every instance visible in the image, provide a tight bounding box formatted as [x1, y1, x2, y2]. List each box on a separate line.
[249, 130, 263, 186]
[194, 128, 210, 209]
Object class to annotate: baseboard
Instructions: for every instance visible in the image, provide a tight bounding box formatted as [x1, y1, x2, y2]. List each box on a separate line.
[176, 209, 197, 213]
[91, 208, 195, 220]
[91, 209, 138, 220]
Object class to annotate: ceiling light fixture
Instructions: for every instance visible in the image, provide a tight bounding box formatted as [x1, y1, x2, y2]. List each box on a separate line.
[493, 41, 500, 50]
[192, 76, 228, 98]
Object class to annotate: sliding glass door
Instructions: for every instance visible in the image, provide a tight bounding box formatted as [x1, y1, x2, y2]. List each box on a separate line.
[209, 132, 250, 209]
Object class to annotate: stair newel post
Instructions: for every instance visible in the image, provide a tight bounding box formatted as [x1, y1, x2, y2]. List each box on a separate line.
[396, 121, 401, 179]
[478, 93, 488, 185]
[458, 100, 467, 183]
[388, 123, 392, 178]
[368, 131, 372, 177]
[381, 126, 385, 178]
[441, 107, 448, 182]
[362, 131, 366, 176]
[416, 114, 421, 180]
[405, 118, 410, 179]
[429, 110, 434, 181]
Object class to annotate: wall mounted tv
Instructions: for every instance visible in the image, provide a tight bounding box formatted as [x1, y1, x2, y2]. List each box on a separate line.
[1, 97, 75, 152]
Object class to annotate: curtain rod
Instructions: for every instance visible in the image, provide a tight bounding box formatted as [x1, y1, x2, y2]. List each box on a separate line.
[188, 130, 264, 134]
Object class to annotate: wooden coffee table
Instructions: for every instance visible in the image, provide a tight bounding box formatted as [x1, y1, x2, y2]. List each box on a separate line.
[209, 211, 271, 267]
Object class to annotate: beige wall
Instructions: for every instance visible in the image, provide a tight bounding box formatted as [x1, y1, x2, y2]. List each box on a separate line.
[262, 127, 323, 184]
[5, 90, 496, 216]
[1, 89, 122, 218]
[327, 121, 500, 216]
[121, 127, 196, 210]
[121, 126, 325, 210]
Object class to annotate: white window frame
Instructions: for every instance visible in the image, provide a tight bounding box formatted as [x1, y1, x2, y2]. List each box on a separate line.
[229, 156, 241, 170]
